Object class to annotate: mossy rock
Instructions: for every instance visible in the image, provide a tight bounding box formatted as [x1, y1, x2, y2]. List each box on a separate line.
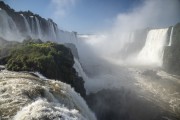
[2, 41, 86, 97]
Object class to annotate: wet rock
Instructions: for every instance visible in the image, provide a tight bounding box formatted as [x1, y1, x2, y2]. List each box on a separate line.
[86, 88, 178, 120]
[142, 69, 161, 79]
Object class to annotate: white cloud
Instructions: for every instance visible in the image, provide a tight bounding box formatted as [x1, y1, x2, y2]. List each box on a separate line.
[113, 0, 180, 32]
[51, 0, 77, 18]
[79, 0, 180, 63]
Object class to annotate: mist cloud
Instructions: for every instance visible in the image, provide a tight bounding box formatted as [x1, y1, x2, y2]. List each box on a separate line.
[113, 0, 180, 32]
[51, 0, 77, 18]
[81, 0, 180, 61]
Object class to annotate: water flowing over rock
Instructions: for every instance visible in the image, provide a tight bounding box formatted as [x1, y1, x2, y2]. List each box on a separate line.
[163, 23, 180, 75]
[0, 9, 21, 41]
[20, 14, 31, 36]
[168, 27, 174, 46]
[0, 1, 78, 43]
[137, 28, 168, 66]
[0, 70, 96, 120]
[34, 16, 42, 38]
[0, 1, 180, 120]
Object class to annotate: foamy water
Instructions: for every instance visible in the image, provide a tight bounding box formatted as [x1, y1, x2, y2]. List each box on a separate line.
[0, 70, 96, 120]
[132, 69, 180, 116]
[137, 28, 168, 66]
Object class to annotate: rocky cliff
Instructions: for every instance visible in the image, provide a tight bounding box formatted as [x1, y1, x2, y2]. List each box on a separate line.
[0, 39, 86, 98]
[0, 1, 77, 43]
[163, 23, 180, 74]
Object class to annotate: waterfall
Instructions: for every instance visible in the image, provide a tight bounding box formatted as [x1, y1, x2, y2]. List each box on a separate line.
[0, 8, 79, 42]
[73, 58, 89, 81]
[30, 16, 36, 37]
[168, 27, 174, 46]
[35, 16, 42, 39]
[48, 20, 57, 41]
[20, 14, 31, 36]
[0, 9, 21, 41]
[137, 28, 168, 66]
[124, 32, 135, 52]
[0, 70, 96, 120]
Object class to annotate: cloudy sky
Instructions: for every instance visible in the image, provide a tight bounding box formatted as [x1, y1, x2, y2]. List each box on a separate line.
[4, 0, 180, 33]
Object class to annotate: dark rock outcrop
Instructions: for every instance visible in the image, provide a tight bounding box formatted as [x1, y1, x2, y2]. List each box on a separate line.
[142, 69, 161, 79]
[0, 41, 86, 98]
[64, 43, 79, 59]
[163, 23, 180, 75]
[86, 88, 178, 120]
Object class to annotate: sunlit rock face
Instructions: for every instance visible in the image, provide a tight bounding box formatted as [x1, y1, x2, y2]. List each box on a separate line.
[0, 70, 96, 120]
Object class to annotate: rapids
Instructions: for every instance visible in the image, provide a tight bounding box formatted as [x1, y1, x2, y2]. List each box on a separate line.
[0, 70, 96, 120]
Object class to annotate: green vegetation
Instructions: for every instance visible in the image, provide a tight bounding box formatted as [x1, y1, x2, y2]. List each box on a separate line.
[6, 41, 74, 80]
[0, 39, 86, 97]
[0, 37, 20, 64]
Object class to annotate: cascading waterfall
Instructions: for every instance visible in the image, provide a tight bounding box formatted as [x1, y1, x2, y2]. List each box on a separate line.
[168, 27, 174, 46]
[30, 16, 36, 37]
[0, 7, 78, 42]
[20, 14, 31, 36]
[137, 28, 168, 66]
[73, 58, 89, 81]
[35, 16, 42, 39]
[48, 20, 57, 41]
[73, 58, 90, 92]
[0, 9, 21, 40]
[123, 32, 135, 52]
[57, 30, 78, 43]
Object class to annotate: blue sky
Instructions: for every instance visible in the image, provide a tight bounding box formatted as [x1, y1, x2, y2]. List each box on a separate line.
[4, 0, 143, 33]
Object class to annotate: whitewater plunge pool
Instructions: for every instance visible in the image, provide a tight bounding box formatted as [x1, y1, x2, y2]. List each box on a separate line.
[84, 65, 180, 120]
[76, 27, 180, 120]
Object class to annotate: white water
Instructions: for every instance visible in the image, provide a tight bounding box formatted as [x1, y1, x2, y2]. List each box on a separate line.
[14, 99, 85, 120]
[48, 20, 57, 41]
[30, 16, 36, 38]
[168, 27, 174, 46]
[0, 10, 21, 41]
[76, 32, 180, 117]
[73, 58, 88, 81]
[35, 16, 42, 39]
[73, 58, 92, 92]
[0, 70, 96, 120]
[31, 72, 47, 80]
[58, 30, 78, 43]
[137, 28, 168, 66]
[75, 28, 171, 94]
[0, 9, 79, 42]
[20, 14, 31, 36]
[133, 69, 180, 115]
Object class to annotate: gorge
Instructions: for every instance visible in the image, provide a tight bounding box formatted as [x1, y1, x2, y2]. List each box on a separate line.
[0, 1, 180, 120]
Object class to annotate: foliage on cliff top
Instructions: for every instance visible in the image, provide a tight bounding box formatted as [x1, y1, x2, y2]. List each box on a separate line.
[0, 39, 86, 97]
[6, 41, 74, 79]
